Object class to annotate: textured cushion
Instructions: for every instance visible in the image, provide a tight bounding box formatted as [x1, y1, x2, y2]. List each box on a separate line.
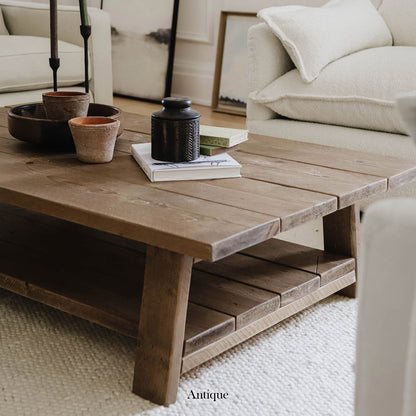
[0, 35, 87, 93]
[379, 0, 416, 46]
[258, 0, 392, 83]
[0, 9, 8, 35]
[251, 47, 416, 134]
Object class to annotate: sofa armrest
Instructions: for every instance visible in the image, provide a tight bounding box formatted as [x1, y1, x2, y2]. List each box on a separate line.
[0, 1, 113, 104]
[247, 22, 294, 122]
[356, 198, 416, 416]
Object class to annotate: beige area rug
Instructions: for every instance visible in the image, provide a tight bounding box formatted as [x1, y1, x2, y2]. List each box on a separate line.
[0, 289, 356, 416]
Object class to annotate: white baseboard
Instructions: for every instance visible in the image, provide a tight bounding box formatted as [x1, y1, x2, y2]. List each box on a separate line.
[171, 61, 214, 106]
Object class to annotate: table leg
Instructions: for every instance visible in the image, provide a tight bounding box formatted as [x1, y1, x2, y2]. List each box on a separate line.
[132, 245, 193, 405]
[323, 204, 359, 298]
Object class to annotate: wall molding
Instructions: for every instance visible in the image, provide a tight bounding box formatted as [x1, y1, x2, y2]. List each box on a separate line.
[172, 60, 214, 105]
[176, 0, 213, 44]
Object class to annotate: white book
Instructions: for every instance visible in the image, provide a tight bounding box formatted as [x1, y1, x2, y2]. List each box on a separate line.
[131, 143, 241, 182]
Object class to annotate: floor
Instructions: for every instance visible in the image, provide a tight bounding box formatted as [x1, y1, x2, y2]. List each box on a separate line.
[113, 96, 247, 129]
[0, 287, 356, 416]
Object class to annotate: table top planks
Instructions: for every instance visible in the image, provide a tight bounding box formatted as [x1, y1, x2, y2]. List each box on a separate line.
[0, 107, 415, 260]
[240, 133, 416, 190]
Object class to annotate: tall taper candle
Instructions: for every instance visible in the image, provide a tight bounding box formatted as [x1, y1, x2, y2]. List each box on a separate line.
[79, 0, 89, 26]
[50, 0, 58, 59]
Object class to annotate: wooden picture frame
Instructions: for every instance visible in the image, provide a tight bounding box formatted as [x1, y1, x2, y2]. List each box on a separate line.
[212, 11, 258, 116]
[102, 0, 179, 103]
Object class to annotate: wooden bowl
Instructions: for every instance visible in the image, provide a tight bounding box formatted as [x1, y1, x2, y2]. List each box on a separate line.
[8, 102, 124, 150]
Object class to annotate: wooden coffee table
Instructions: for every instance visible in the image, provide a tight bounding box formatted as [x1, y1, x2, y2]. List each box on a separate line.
[1, 108, 416, 406]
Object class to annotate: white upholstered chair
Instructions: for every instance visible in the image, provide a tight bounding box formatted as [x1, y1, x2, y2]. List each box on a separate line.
[356, 199, 416, 416]
[0, 0, 113, 106]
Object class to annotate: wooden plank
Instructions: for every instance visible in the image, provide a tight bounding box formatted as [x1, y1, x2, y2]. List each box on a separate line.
[0, 108, 7, 126]
[0, 202, 147, 253]
[133, 246, 193, 406]
[155, 178, 337, 231]
[323, 205, 360, 297]
[114, 130, 149, 153]
[242, 238, 355, 286]
[184, 303, 235, 356]
[0, 272, 140, 338]
[0, 203, 236, 355]
[181, 271, 356, 373]
[0, 152, 279, 261]
[189, 270, 280, 329]
[240, 133, 416, 190]
[122, 112, 151, 135]
[195, 254, 320, 306]
[234, 151, 387, 209]
[0, 206, 146, 336]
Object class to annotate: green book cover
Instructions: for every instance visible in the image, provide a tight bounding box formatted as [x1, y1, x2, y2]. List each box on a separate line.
[200, 125, 248, 148]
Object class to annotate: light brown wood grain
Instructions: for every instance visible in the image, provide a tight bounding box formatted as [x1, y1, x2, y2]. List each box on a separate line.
[0, 152, 279, 261]
[190, 270, 280, 329]
[195, 253, 320, 306]
[184, 303, 235, 356]
[182, 271, 356, 372]
[122, 112, 151, 135]
[114, 130, 149, 153]
[242, 238, 355, 286]
[0, 203, 241, 356]
[240, 133, 416, 190]
[234, 151, 387, 209]
[0, 203, 145, 336]
[133, 246, 193, 406]
[155, 178, 337, 231]
[323, 205, 360, 297]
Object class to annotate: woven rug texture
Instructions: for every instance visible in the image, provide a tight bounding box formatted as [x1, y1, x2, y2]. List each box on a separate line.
[0, 289, 357, 416]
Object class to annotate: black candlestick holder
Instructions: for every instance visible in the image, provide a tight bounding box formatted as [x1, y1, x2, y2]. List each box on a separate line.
[80, 24, 91, 94]
[49, 57, 60, 92]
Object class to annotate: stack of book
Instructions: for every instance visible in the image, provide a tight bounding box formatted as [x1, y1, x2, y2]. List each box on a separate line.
[199, 125, 248, 156]
[131, 125, 248, 182]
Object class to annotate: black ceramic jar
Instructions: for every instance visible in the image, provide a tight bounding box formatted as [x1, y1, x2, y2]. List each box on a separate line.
[151, 97, 201, 162]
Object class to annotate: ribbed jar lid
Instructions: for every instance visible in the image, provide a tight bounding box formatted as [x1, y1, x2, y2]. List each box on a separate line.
[152, 97, 201, 120]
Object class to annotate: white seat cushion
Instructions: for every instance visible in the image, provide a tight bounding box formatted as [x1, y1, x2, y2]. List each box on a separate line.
[379, 0, 416, 46]
[251, 46, 416, 135]
[0, 35, 88, 93]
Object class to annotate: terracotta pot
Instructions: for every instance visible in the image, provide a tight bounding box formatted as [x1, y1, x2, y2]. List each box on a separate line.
[43, 91, 90, 121]
[8, 103, 124, 149]
[68, 117, 120, 163]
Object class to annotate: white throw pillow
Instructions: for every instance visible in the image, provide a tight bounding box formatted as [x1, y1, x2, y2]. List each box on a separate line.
[379, 0, 416, 46]
[258, 0, 392, 83]
[250, 47, 416, 134]
[0, 9, 9, 35]
[0, 35, 88, 93]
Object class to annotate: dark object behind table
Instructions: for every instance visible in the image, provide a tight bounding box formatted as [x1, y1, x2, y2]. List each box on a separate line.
[151, 97, 201, 162]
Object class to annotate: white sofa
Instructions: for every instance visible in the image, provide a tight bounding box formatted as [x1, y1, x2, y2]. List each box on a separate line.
[0, 0, 113, 106]
[356, 198, 416, 416]
[247, 0, 416, 203]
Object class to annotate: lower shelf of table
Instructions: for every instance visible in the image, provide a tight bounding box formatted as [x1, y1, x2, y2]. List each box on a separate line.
[0, 203, 356, 374]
